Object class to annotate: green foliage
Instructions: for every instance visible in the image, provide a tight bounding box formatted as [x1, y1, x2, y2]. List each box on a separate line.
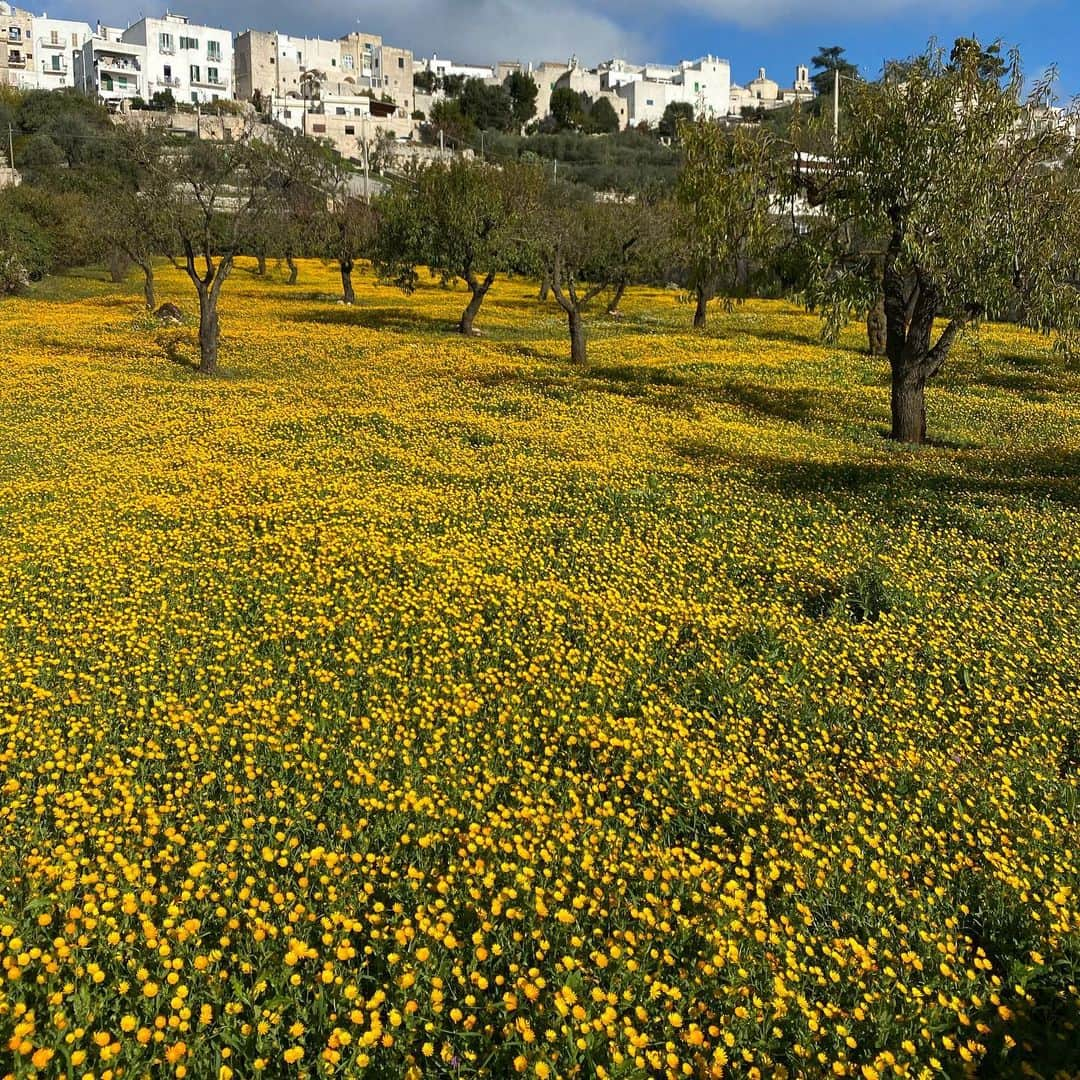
[483, 129, 679, 194]
[810, 45, 859, 95]
[658, 101, 694, 141]
[506, 71, 539, 127]
[414, 70, 438, 95]
[428, 98, 476, 147]
[675, 117, 782, 312]
[586, 96, 620, 135]
[549, 87, 586, 132]
[458, 78, 515, 133]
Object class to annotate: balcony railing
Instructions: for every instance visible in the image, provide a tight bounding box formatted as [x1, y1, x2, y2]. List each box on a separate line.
[158, 44, 175, 55]
[41, 59, 69, 73]
[39, 37, 66, 49]
[152, 76, 181, 88]
[96, 55, 142, 72]
[192, 75, 226, 87]
[6, 55, 26, 68]
[7, 30, 22, 43]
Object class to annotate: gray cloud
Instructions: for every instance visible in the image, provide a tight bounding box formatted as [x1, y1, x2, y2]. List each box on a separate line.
[75, 0, 643, 65]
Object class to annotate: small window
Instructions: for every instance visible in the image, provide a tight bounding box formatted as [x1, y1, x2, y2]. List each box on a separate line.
[313, 123, 326, 132]
[398, 56, 404, 69]
[190, 65, 200, 82]
[345, 124, 355, 135]
[208, 67, 218, 83]
[335, 106, 346, 115]
[191, 91, 198, 102]
[646, 98, 654, 106]
[269, 57, 275, 64]
[50, 30, 59, 44]
[163, 64, 171, 79]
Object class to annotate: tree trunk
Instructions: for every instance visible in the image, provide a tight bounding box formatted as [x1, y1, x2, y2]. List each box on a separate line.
[867, 294, 887, 356]
[256, 252, 267, 277]
[140, 261, 156, 311]
[890, 363, 927, 445]
[693, 286, 708, 329]
[459, 273, 495, 335]
[539, 273, 550, 302]
[286, 254, 298, 285]
[340, 259, 355, 304]
[107, 250, 130, 284]
[197, 288, 220, 376]
[607, 281, 626, 316]
[568, 307, 586, 364]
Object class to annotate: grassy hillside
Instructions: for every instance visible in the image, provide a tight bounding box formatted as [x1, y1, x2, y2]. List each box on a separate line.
[0, 263, 1078, 1078]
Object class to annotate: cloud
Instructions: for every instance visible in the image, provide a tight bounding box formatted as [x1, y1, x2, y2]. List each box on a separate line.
[71, 0, 643, 66]
[663, 0, 1009, 30]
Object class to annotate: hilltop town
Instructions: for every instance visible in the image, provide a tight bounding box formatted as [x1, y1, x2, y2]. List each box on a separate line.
[1, 3, 816, 161]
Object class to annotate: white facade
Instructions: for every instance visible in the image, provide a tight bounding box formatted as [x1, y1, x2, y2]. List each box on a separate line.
[122, 12, 232, 105]
[610, 55, 731, 127]
[75, 29, 146, 106]
[730, 65, 814, 115]
[417, 53, 495, 82]
[30, 14, 90, 89]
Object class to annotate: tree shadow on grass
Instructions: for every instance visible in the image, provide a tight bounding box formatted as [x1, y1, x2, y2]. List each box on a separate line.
[287, 304, 455, 336]
[677, 443, 1080, 509]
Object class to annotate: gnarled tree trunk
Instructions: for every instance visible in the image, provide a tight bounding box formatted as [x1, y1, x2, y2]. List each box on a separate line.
[340, 258, 355, 304]
[867, 294, 887, 357]
[107, 249, 130, 284]
[197, 288, 220, 375]
[882, 252, 972, 445]
[568, 308, 586, 364]
[256, 251, 267, 277]
[538, 272, 550, 302]
[693, 285, 709, 329]
[138, 259, 156, 311]
[286, 253, 298, 285]
[460, 270, 496, 336]
[607, 281, 627, 316]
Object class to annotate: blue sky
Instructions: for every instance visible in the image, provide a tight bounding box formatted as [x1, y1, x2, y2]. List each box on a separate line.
[43, 0, 1078, 99]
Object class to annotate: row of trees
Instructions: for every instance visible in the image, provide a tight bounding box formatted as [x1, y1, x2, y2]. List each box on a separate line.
[4, 39, 1080, 447]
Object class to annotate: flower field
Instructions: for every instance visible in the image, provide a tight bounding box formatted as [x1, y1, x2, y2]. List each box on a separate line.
[0, 261, 1078, 1079]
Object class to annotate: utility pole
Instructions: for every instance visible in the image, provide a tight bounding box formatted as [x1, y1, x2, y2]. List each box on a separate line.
[833, 68, 840, 145]
[361, 113, 370, 203]
[7, 124, 14, 171]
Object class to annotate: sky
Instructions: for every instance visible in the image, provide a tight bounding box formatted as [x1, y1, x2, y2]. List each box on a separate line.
[40, 0, 1080, 98]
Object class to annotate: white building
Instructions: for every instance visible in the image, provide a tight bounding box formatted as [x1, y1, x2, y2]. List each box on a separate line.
[604, 55, 730, 127]
[417, 54, 495, 82]
[30, 13, 90, 89]
[75, 24, 147, 107]
[121, 12, 232, 105]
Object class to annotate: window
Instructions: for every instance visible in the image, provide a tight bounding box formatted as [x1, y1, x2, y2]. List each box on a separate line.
[335, 106, 345, 115]
[190, 65, 200, 83]
[345, 124, 354, 135]
[398, 56, 404, 69]
[646, 98, 654, 106]
[269, 57, 274, 64]
[159, 32, 174, 52]
[312, 123, 326, 132]
[180, 36, 197, 49]
[163, 64, 172, 80]
[51, 54, 61, 70]
[207, 66, 218, 84]
[50, 30, 60, 44]
[343, 54, 354, 70]
[117, 75, 128, 88]
[207, 40, 221, 61]
[191, 91, 198, 102]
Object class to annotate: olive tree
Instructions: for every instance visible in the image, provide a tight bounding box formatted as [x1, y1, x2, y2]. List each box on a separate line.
[534, 183, 642, 363]
[376, 159, 543, 335]
[798, 42, 1080, 444]
[144, 128, 277, 373]
[676, 117, 781, 329]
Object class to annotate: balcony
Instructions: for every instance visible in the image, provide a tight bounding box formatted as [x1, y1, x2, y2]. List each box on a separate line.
[153, 76, 181, 88]
[191, 75, 226, 87]
[6, 55, 26, 68]
[41, 59, 68, 74]
[39, 37, 66, 49]
[7, 30, 22, 43]
[158, 44, 176, 55]
[96, 55, 142, 73]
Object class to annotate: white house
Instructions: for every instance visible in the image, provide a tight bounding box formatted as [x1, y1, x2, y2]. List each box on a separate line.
[30, 14, 91, 89]
[121, 12, 232, 105]
[611, 55, 730, 127]
[75, 25, 147, 107]
[417, 54, 495, 82]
